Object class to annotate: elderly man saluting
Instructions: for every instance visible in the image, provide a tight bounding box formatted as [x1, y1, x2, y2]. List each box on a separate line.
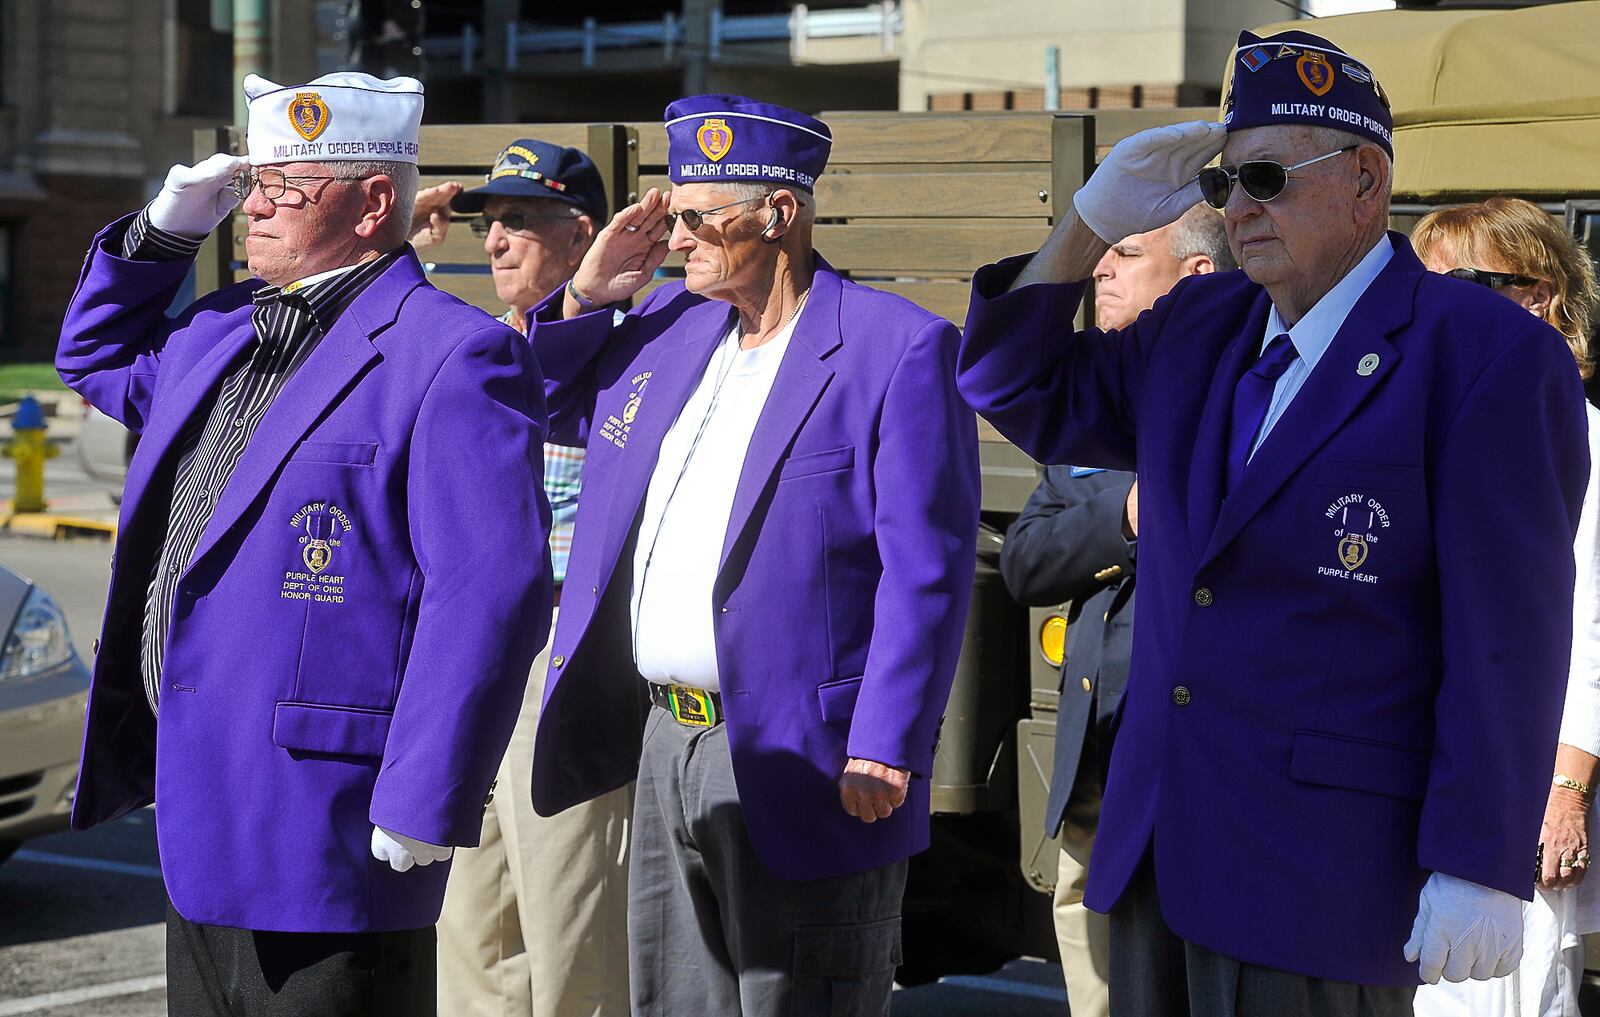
[57, 72, 551, 1017]
[959, 30, 1589, 1017]
[411, 141, 635, 1017]
[526, 95, 979, 1016]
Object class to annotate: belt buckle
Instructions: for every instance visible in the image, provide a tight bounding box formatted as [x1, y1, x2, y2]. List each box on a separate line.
[668, 686, 717, 727]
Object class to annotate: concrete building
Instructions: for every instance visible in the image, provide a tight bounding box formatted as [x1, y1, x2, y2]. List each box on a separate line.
[902, 0, 1290, 113]
[0, 0, 344, 360]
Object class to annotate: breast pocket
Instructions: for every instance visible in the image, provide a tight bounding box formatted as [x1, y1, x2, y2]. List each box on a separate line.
[1314, 460, 1423, 493]
[276, 438, 403, 706]
[1309, 459, 1427, 584]
[780, 446, 855, 482]
[290, 440, 378, 466]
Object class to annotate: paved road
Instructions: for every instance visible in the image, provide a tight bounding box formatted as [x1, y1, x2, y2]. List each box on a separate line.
[0, 455, 1071, 1015]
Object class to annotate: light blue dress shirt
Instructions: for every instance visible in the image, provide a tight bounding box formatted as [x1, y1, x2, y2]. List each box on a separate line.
[1250, 235, 1394, 459]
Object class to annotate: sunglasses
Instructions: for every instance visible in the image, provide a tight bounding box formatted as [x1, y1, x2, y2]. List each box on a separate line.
[664, 193, 769, 234]
[230, 167, 352, 201]
[1446, 268, 1540, 290]
[469, 210, 580, 237]
[1196, 145, 1358, 210]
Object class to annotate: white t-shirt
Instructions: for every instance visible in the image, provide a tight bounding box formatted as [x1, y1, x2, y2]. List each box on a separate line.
[630, 304, 804, 691]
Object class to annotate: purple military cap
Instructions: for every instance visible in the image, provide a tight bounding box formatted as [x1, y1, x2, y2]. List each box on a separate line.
[1223, 29, 1393, 157]
[664, 94, 832, 193]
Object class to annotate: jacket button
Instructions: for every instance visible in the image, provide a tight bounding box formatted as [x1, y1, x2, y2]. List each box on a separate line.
[551, 654, 565, 668]
[1193, 587, 1214, 607]
[1081, 676, 1092, 692]
[1172, 685, 1192, 706]
[1093, 564, 1123, 582]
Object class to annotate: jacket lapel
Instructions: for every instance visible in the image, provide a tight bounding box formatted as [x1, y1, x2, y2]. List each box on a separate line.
[595, 299, 731, 580]
[1185, 292, 1272, 561]
[182, 255, 421, 576]
[122, 314, 258, 517]
[718, 260, 843, 570]
[1196, 234, 1421, 571]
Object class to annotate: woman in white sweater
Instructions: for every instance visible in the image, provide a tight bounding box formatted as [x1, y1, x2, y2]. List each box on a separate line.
[1413, 196, 1600, 1017]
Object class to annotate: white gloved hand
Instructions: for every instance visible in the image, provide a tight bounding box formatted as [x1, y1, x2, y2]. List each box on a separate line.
[1072, 121, 1228, 244]
[147, 153, 251, 238]
[1403, 872, 1524, 983]
[370, 825, 454, 873]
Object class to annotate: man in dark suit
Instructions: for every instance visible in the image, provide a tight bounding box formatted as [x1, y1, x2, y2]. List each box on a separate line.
[999, 202, 1232, 1017]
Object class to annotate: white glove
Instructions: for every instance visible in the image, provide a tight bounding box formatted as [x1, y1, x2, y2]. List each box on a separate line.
[147, 153, 251, 238]
[370, 825, 454, 873]
[1403, 872, 1524, 983]
[1072, 121, 1227, 244]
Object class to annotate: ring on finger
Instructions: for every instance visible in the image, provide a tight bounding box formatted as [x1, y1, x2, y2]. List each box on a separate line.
[623, 224, 639, 233]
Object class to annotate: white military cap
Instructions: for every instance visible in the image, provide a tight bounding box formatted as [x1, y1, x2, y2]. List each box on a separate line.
[243, 71, 424, 166]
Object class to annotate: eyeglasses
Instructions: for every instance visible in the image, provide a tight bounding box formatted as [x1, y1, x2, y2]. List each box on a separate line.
[1446, 268, 1540, 290]
[230, 167, 355, 201]
[664, 194, 769, 235]
[469, 211, 580, 237]
[1196, 145, 1358, 210]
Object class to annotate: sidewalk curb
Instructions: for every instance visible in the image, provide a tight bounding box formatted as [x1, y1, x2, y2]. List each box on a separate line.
[0, 512, 117, 541]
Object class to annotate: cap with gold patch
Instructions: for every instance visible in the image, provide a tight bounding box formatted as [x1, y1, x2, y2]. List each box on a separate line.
[664, 94, 832, 194]
[451, 139, 609, 222]
[1223, 29, 1392, 157]
[243, 71, 424, 166]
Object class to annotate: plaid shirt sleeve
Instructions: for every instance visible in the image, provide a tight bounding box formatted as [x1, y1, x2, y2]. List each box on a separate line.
[543, 443, 585, 586]
[501, 310, 587, 586]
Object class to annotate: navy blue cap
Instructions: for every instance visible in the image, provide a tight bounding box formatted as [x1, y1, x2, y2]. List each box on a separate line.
[1224, 30, 1393, 157]
[452, 139, 609, 221]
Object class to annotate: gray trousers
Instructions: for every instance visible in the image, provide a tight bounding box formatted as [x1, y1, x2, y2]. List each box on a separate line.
[629, 708, 908, 1017]
[1110, 853, 1416, 1017]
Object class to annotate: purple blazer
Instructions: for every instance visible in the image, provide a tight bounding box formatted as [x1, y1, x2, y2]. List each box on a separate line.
[958, 234, 1589, 986]
[527, 257, 979, 882]
[57, 216, 552, 932]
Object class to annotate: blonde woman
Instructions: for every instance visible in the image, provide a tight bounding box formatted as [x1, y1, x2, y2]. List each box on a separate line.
[1414, 196, 1600, 1017]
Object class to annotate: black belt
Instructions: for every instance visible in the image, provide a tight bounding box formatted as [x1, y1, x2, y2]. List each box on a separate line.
[648, 682, 723, 727]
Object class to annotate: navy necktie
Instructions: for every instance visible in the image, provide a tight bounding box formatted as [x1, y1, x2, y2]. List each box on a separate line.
[1226, 333, 1300, 492]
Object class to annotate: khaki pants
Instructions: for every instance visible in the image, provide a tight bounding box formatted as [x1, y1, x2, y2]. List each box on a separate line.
[437, 611, 634, 1017]
[1053, 771, 1111, 1017]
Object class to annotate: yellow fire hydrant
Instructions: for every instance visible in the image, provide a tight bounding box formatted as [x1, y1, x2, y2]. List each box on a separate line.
[4, 396, 58, 513]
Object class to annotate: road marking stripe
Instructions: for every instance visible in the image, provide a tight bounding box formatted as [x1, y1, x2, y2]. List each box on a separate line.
[938, 974, 1069, 1001]
[12, 850, 163, 880]
[0, 974, 164, 1015]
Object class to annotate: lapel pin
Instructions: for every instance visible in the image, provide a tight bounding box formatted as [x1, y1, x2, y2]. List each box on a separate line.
[1357, 353, 1380, 377]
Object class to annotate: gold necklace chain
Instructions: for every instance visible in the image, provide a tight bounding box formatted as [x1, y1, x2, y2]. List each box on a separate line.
[743, 287, 810, 347]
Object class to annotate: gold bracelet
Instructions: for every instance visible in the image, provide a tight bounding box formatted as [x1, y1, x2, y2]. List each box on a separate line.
[1553, 772, 1592, 795]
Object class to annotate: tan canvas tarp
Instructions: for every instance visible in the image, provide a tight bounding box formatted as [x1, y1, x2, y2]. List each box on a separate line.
[1245, 2, 1600, 201]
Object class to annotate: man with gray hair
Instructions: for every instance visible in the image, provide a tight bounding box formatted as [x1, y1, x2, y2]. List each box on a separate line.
[56, 71, 551, 1016]
[1000, 201, 1233, 1017]
[960, 28, 1589, 1016]
[527, 94, 979, 1017]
